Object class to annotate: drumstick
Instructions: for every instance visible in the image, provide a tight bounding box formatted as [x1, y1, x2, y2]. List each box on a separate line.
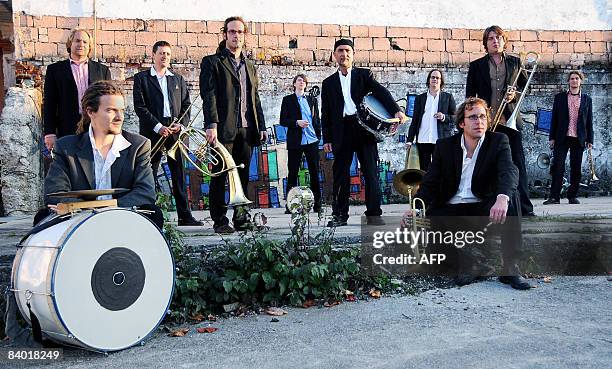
[384, 117, 401, 123]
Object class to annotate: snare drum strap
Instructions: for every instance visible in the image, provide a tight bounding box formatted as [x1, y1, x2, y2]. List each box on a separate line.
[26, 301, 43, 344]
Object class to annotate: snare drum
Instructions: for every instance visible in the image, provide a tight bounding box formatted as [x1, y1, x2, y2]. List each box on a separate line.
[11, 208, 174, 352]
[357, 94, 406, 142]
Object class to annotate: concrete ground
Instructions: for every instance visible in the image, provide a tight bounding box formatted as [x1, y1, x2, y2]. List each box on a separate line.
[0, 197, 611, 368]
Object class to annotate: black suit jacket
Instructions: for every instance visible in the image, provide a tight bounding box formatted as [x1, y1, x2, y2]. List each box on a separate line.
[407, 91, 457, 143]
[465, 54, 527, 130]
[279, 93, 321, 149]
[415, 132, 518, 208]
[45, 130, 155, 207]
[199, 50, 266, 146]
[133, 69, 190, 145]
[43, 59, 111, 137]
[549, 92, 593, 147]
[321, 67, 400, 153]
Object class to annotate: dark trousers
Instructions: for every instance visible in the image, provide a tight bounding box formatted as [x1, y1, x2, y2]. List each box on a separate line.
[209, 128, 252, 228]
[549, 136, 584, 200]
[332, 116, 381, 219]
[416, 143, 436, 171]
[428, 194, 522, 275]
[152, 135, 191, 220]
[286, 142, 321, 208]
[34, 203, 164, 230]
[496, 125, 533, 214]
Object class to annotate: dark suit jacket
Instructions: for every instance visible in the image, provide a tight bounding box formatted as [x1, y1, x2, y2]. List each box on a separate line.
[415, 132, 518, 208]
[465, 54, 527, 130]
[407, 91, 457, 143]
[133, 69, 190, 145]
[43, 59, 111, 137]
[199, 50, 266, 146]
[549, 92, 593, 147]
[45, 130, 155, 207]
[279, 93, 321, 149]
[321, 67, 400, 153]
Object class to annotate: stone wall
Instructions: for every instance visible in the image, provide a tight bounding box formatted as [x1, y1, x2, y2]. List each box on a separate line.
[2, 13, 611, 212]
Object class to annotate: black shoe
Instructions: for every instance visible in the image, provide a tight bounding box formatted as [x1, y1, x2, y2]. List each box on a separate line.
[234, 221, 253, 232]
[455, 274, 479, 286]
[498, 275, 533, 290]
[523, 211, 536, 217]
[568, 198, 580, 204]
[213, 224, 235, 234]
[178, 217, 204, 226]
[543, 198, 560, 205]
[327, 217, 348, 227]
[366, 216, 385, 225]
[284, 208, 292, 214]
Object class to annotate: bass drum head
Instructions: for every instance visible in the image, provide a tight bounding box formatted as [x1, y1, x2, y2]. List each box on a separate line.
[52, 209, 174, 351]
[363, 94, 394, 120]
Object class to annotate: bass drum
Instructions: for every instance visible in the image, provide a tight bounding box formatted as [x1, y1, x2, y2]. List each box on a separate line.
[11, 208, 175, 352]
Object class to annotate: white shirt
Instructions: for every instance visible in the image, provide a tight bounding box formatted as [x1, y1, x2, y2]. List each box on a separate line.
[338, 69, 357, 116]
[88, 125, 131, 200]
[150, 67, 174, 134]
[417, 91, 440, 144]
[448, 133, 486, 204]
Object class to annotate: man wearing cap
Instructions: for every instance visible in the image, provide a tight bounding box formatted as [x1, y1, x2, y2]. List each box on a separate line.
[321, 39, 407, 227]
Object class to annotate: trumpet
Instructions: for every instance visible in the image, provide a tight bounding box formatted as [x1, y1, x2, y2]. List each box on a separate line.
[150, 95, 202, 158]
[490, 51, 540, 132]
[166, 127, 252, 207]
[588, 146, 599, 183]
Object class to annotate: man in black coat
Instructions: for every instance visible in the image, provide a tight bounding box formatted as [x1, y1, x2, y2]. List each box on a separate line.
[544, 70, 594, 205]
[465, 25, 535, 216]
[406, 69, 457, 171]
[43, 29, 111, 151]
[199, 16, 267, 234]
[279, 73, 322, 213]
[133, 40, 202, 226]
[322, 39, 407, 227]
[415, 97, 532, 290]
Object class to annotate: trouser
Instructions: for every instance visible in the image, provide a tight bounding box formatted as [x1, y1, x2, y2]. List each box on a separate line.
[496, 125, 533, 214]
[209, 128, 253, 228]
[549, 136, 584, 200]
[331, 116, 381, 219]
[416, 143, 436, 171]
[286, 141, 321, 208]
[152, 130, 191, 220]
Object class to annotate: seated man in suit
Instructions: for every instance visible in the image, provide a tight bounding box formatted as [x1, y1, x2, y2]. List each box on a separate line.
[414, 97, 532, 290]
[406, 69, 457, 171]
[279, 73, 322, 214]
[43, 28, 112, 151]
[41, 80, 162, 229]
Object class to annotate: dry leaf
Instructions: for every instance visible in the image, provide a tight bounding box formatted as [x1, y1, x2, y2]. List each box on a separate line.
[265, 307, 288, 316]
[369, 289, 381, 299]
[168, 328, 189, 337]
[196, 327, 218, 333]
[302, 299, 316, 308]
[543, 276, 553, 283]
[324, 301, 340, 308]
[345, 294, 356, 302]
[189, 313, 205, 322]
[207, 314, 217, 322]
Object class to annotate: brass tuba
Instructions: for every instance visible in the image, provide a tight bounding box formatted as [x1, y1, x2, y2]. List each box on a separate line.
[490, 51, 540, 132]
[166, 127, 252, 207]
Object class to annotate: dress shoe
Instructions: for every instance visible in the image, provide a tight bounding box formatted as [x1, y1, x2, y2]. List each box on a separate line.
[568, 198, 580, 204]
[284, 208, 292, 214]
[455, 263, 495, 286]
[366, 216, 385, 226]
[178, 217, 204, 226]
[522, 211, 536, 217]
[498, 275, 533, 290]
[213, 224, 235, 234]
[327, 217, 348, 227]
[543, 198, 560, 205]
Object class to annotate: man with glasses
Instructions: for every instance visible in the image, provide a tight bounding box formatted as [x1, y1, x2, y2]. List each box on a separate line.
[199, 16, 267, 234]
[465, 25, 534, 217]
[414, 97, 532, 290]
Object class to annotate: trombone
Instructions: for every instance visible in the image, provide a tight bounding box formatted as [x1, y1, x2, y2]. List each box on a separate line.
[150, 95, 202, 158]
[587, 146, 599, 183]
[490, 51, 540, 132]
